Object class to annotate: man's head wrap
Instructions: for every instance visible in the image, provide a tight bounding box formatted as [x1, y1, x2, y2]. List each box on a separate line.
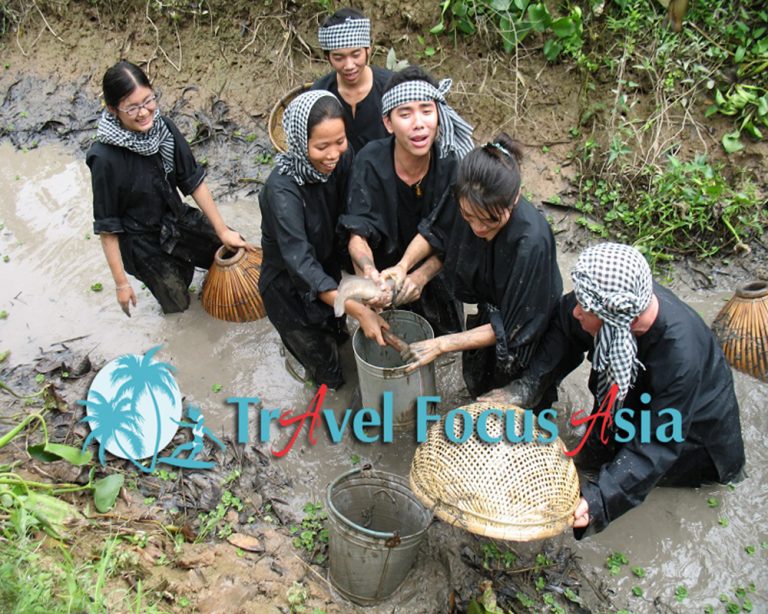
[318, 17, 371, 51]
[275, 90, 341, 186]
[381, 78, 474, 159]
[571, 242, 653, 404]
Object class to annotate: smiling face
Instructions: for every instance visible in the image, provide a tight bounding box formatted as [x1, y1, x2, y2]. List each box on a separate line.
[458, 198, 512, 241]
[328, 47, 369, 86]
[573, 302, 604, 336]
[307, 117, 348, 175]
[110, 85, 157, 133]
[383, 99, 438, 159]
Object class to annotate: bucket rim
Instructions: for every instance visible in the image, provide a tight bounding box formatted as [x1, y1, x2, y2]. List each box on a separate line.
[352, 310, 433, 372]
[326, 467, 431, 540]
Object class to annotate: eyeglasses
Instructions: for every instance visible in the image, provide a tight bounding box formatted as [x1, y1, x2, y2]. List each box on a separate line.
[118, 92, 161, 118]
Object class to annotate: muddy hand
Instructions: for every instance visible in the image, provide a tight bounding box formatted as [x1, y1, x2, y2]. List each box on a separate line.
[219, 228, 255, 252]
[381, 329, 410, 355]
[380, 264, 407, 294]
[117, 285, 137, 318]
[403, 338, 443, 374]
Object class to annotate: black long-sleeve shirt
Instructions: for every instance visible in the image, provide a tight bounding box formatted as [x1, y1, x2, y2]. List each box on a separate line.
[527, 285, 746, 537]
[420, 197, 563, 369]
[258, 148, 353, 327]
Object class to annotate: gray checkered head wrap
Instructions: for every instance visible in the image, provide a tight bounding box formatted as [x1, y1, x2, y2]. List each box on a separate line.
[572, 242, 653, 404]
[381, 78, 474, 159]
[318, 17, 371, 51]
[97, 108, 175, 174]
[275, 90, 341, 186]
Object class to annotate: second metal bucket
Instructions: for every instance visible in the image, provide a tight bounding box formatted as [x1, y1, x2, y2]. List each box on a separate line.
[326, 468, 432, 605]
[352, 310, 437, 428]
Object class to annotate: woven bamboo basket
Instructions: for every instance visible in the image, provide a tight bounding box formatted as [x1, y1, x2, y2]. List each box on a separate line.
[268, 83, 313, 153]
[201, 246, 266, 322]
[711, 280, 768, 382]
[409, 402, 580, 541]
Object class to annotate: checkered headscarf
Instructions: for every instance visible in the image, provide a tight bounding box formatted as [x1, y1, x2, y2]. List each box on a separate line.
[572, 242, 653, 404]
[381, 78, 474, 159]
[97, 108, 175, 174]
[318, 17, 371, 51]
[275, 90, 340, 186]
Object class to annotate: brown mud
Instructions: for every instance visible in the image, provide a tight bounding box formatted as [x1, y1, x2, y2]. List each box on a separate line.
[1, 1, 767, 612]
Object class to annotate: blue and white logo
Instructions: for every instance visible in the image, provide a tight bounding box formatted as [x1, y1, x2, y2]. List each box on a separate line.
[80, 346, 223, 472]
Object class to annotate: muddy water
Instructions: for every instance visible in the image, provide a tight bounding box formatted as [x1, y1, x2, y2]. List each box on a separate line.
[1, 143, 766, 612]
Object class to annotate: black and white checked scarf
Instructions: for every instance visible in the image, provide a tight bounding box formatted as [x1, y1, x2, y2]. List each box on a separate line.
[318, 17, 371, 50]
[571, 242, 653, 406]
[97, 109, 175, 174]
[381, 78, 474, 159]
[275, 90, 339, 186]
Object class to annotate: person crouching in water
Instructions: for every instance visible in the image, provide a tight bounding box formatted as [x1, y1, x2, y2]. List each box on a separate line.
[338, 65, 474, 336]
[259, 91, 387, 390]
[382, 135, 563, 400]
[312, 7, 393, 152]
[87, 60, 253, 316]
[497, 242, 746, 537]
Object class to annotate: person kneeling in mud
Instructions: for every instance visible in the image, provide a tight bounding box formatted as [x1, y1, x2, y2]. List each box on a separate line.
[381, 135, 562, 399]
[87, 60, 254, 316]
[312, 7, 393, 152]
[492, 242, 746, 537]
[259, 91, 387, 390]
[338, 65, 474, 336]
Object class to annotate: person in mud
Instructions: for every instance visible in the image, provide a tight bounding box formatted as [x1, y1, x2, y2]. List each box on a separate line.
[496, 242, 746, 537]
[381, 135, 563, 399]
[259, 90, 388, 390]
[311, 7, 393, 153]
[87, 60, 253, 316]
[338, 65, 474, 336]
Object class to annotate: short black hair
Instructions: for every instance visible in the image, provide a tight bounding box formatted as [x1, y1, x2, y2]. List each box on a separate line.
[383, 65, 439, 94]
[102, 60, 151, 108]
[454, 133, 524, 220]
[321, 7, 366, 28]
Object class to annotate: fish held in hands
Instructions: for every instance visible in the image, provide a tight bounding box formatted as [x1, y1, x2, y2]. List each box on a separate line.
[334, 276, 395, 317]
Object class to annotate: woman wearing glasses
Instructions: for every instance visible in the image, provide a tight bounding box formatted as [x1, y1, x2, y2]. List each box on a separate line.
[86, 60, 253, 315]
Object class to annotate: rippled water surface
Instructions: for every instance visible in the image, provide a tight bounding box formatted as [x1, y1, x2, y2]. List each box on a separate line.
[1, 143, 765, 612]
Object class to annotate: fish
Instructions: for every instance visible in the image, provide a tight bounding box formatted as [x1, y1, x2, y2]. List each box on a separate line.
[334, 275, 395, 317]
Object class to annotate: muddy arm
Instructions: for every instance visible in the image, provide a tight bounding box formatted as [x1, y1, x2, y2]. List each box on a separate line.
[348, 234, 379, 279]
[100, 233, 137, 316]
[191, 182, 254, 252]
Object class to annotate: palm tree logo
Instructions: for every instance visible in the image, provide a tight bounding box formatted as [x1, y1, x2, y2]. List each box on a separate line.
[80, 345, 182, 473]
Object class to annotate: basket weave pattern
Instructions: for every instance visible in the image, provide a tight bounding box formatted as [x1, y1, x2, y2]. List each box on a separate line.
[201, 246, 266, 322]
[409, 402, 580, 541]
[712, 281, 768, 382]
[268, 83, 312, 153]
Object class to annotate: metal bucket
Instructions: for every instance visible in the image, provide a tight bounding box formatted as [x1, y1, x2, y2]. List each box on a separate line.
[326, 468, 432, 605]
[352, 310, 437, 428]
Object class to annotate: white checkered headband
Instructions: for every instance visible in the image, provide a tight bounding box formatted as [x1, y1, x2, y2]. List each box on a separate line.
[381, 78, 475, 159]
[571, 242, 653, 404]
[276, 90, 340, 186]
[318, 17, 371, 51]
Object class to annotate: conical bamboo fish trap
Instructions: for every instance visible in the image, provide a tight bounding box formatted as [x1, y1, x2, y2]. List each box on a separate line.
[201, 246, 266, 322]
[268, 83, 312, 153]
[409, 402, 580, 541]
[712, 281, 768, 382]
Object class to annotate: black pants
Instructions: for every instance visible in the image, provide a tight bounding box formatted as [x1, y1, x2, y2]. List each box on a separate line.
[120, 207, 220, 314]
[261, 272, 347, 389]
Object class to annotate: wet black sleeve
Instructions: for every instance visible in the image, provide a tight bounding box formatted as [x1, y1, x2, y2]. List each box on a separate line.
[87, 144, 124, 234]
[164, 118, 206, 195]
[497, 216, 563, 360]
[577, 331, 703, 538]
[338, 143, 391, 248]
[417, 188, 459, 257]
[262, 179, 338, 303]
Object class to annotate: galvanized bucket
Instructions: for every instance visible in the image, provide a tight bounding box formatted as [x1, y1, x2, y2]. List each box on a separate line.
[352, 310, 437, 428]
[326, 468, 432, 605]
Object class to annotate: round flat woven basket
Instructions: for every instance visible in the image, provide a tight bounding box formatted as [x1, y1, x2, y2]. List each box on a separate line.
[268, 83, 313, 153]
[201, 246, 266, 322]
[409, 402, 580, 541]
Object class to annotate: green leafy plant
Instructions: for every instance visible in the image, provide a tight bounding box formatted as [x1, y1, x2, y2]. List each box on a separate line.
[289, 501, 329, 564]
[90, 282, 103, 292]
[196, 490, 243, 542]
[605, 551, 628, 575]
